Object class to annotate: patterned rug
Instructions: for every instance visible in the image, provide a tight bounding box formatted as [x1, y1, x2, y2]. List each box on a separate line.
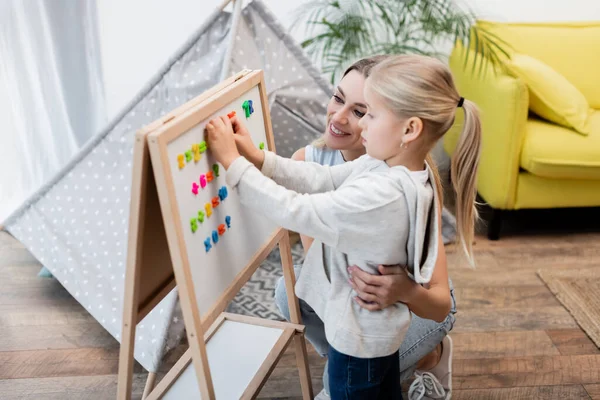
[537, 266, 600, 348]
[227, 241, 305, 321]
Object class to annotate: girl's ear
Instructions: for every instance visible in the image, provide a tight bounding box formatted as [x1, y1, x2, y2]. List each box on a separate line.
[402, 117, 424, 145]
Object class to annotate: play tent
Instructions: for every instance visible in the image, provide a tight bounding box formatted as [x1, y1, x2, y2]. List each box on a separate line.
[3, 0, 457, 374]
[2, 0, 332, 373]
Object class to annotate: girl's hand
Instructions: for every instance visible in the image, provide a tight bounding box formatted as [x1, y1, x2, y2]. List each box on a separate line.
[205, 116, 240, 169]
[230, 116, 265, 169]
[348, 264, 418, 311]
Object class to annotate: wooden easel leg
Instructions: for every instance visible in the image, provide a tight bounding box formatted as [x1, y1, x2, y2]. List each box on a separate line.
[279, 231, 314, 399]
[117, 249, 144, 400]
[117, 303, 138, 400]
[142, 372, 157, 399]
[293, 334, 314, 399]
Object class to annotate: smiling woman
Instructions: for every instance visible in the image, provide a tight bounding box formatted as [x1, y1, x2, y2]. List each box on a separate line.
[307, 56, 388, 164]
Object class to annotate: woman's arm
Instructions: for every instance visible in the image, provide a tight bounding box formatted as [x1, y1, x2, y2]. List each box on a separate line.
[403, 235, 451, 322]
[291, 148, 316, 254]
[348, 205, 452, 322]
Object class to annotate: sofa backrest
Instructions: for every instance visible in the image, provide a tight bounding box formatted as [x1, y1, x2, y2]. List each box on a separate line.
[477, 20, 600, 108]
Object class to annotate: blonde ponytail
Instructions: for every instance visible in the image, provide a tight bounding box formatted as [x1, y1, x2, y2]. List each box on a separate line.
[425, 153, 444, 209]
[450, 100, 482, 266]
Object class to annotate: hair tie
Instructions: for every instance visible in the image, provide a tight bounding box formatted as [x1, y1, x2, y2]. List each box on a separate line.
[457, 97, 464, 108]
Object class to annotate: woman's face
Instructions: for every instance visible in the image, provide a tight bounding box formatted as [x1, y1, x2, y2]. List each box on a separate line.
[323, 70, 368, 152]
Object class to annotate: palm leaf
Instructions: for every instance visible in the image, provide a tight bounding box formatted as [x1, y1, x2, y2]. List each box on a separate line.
[292, 0, 512, 83]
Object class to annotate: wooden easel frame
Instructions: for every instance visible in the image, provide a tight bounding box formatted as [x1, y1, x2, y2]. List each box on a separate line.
[117, 70, 313, 399]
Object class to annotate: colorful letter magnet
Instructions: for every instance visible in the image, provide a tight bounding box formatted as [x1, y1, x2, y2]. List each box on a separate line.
[206, 171, 214, 183]
[211, 196, 220, 208]
[205, 203, 212, 217]
[204, 238, 212, 252]
[242, 100, 250, 118]
[259, 142, 265, 150]
[192, 182, 199, 195]
[212, 230, 219, 244]
[192, 144, 201, 162]
[199, 174, 207, 188]
[212, 163, 220, 177]
[218, 224, 226, 235]
[225, 215, 231, 228]
[185, 150, 192, 163]
[177, 154, 185, 169]
[218, 186, 228, 201]
[197, 210, 205, 223]
[190, 218, 198, 233]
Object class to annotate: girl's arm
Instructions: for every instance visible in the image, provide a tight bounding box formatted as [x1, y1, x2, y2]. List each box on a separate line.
[291, 148, 316, 254]
[226, 156, 403, 258]
[259, 150, 356, 194]
[229, 115, 356, 194]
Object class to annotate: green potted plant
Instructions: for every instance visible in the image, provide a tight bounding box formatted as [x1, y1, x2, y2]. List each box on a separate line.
[291, 0, 510, 82]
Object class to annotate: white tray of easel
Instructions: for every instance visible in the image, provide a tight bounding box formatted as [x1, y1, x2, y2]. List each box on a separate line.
[117, 69, 313, 399]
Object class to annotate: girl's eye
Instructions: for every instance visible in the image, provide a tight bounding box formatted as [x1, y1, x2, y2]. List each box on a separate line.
[354, 110, 365, 118]
[333, 94, 343, 103]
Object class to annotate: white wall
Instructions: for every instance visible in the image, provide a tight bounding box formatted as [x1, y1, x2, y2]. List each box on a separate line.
[97, 0, 305, 120]
[462, 0, 600, 22]
[97, 0, 600, 120]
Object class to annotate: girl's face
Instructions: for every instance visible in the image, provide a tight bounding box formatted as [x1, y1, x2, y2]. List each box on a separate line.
[358, 85, 405, 163]
[323, 70, 368, 152]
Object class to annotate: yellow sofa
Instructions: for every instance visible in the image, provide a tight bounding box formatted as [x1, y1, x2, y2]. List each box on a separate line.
[444, 20, 600, 239]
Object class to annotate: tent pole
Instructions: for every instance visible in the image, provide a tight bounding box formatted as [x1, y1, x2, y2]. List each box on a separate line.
[218, 0, 234, 11]
[219, 0, 243, 81]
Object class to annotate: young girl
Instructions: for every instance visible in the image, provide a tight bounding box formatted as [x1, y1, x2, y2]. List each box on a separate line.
[206, 54, 481, 399]
[278, 54, 458, 400]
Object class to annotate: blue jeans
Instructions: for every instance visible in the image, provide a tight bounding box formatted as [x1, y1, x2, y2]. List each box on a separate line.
[274, 266, 457, 392]
[328, 345, 402, 400]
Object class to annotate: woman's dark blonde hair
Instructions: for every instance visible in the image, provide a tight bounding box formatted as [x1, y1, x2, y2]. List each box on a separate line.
[368, 55, 482, 267]
[311, 55, 390, 148]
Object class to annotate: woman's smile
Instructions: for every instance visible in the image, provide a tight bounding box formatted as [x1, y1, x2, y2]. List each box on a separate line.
[329, 122, 351, 137]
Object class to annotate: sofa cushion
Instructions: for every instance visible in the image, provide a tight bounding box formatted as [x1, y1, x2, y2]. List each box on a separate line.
[507, 53, 591, 135]
[520, 110, 600, 180]
[476, 21, 600, 108]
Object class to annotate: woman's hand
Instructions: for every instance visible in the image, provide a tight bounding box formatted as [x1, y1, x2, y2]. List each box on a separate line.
[205, 116, 240, 169]
[230, 116, 265, 169]
[348, 264, 419, 311]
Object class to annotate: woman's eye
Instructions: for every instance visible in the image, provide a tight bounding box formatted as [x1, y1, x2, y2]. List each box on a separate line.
[333, 95, 343, 103]
[354, 110, 365, 118]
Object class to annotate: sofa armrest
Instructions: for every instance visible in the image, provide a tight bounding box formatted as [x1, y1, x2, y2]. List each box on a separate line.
[444, 45, 529, 209]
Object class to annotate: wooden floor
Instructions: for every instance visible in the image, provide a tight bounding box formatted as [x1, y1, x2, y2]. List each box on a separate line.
[1, 207, 600, 399]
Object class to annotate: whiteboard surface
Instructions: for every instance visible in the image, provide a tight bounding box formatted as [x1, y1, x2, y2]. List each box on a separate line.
[163, 320, 284, 399]
[165, 85, 277, 316]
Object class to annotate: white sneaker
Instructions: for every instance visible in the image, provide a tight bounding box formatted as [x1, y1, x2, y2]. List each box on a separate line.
[314, 388, 330, 400]
[408, 335, 453, 400]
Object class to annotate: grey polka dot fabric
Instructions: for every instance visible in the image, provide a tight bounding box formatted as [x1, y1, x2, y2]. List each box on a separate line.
[4, 0, 332, 372]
